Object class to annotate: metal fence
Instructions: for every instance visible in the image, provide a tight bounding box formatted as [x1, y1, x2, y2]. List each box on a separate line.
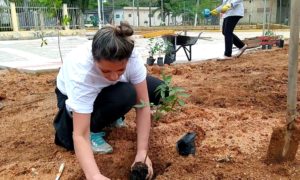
[0, 2, 83, 31]
[67, 5, 84, 29]
[85, 1, 290, 28]
[0, 3, 12, 31]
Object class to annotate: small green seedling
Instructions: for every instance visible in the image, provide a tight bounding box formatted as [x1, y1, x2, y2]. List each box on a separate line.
[153, 74, 189, 120]
[134, 74, 189, 120]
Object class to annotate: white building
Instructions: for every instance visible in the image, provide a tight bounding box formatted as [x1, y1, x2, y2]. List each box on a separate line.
[242, 0, 290, 25]
[114, 7, 182, 27]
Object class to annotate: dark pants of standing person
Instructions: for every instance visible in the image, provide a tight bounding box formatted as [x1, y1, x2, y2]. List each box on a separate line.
[222, 16, 245, 57]
[53, 75, 164, 150]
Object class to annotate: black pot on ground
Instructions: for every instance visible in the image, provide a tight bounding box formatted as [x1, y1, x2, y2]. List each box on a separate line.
[157, 57, 164, 66]
[164, 52, 176, 65]
[262, 44, 267, 50]
[278, 39, 284, 48]
[146, 57, 155, 66]
[267, 44, 272, 49]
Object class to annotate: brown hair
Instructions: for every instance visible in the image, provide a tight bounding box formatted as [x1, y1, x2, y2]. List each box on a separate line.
[92, 22, 134, 62]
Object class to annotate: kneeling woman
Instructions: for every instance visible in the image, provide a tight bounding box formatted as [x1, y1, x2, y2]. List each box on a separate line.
[54, 22, 161, 179]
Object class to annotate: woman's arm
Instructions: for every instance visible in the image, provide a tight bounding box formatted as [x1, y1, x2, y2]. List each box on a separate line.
[134, 79, 151, 153]
[73, 112, 109, 180]
[215, 0, 227, 12]
[133, 79, 153, 178]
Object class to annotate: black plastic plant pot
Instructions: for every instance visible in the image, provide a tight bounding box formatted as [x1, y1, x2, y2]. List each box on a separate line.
[130, 162, 148, 180]
[262, 44, 267, 50]
[278, 39, 284, 48]
[176, 132, 197, 156]
[146, 57, 155, 66]
[157, 57, 164, 66]
[164, 53, 176, 65]
[267, 44, 272, 49]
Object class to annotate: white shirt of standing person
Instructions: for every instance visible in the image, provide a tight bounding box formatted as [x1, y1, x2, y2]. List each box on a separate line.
[56, 41, 147, 114]
[216, 0, 244, 19]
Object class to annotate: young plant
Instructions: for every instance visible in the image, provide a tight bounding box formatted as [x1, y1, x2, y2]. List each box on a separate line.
[148, 38, 159, 58]
[38, 1, 71, 64]
[134, 74, 189, 120]
[153, 73, 189, 120]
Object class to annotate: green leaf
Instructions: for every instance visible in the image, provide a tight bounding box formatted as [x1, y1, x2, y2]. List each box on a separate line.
[178, 93, 190, 98]
[165, 95, 176, 102]
[178, 99, 185, 106]
[164, 75, 172, 84]
[173, 87, 185, 92]
[169, 90, 176, 96]
[160, 90, 165, 99]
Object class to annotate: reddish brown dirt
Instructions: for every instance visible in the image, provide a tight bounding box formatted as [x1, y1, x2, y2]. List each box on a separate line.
[1, 46, 300, 179]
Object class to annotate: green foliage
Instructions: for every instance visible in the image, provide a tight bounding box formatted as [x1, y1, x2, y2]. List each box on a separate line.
[134, 73, 190, 121]
[265, 30, 274, 36]
[149, 0, 220, 25]
[148, 38, 172, 57]
[33, 0, 62, 9]
[62, 15, 71, 26]
[148, 38, 159, 57]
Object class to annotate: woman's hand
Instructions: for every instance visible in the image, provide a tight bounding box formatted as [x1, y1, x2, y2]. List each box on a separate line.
[132, 150, 153, 179]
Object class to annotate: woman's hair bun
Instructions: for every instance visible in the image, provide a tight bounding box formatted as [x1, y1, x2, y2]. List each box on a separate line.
[115, 21, 134, 37]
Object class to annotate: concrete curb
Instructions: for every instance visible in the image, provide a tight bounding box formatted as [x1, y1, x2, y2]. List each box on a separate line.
[0, 65, 60, 74]
[0, 29, 86, 40]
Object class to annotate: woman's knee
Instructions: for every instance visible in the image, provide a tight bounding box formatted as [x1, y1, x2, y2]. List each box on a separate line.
[146, 76, 164, 105]
[117, 82, 137, 107]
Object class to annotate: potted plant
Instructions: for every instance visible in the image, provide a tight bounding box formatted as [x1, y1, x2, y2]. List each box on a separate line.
[156, 38, 172, 66]
[146, 38, 158, 66]
[277, 35, 284, 48]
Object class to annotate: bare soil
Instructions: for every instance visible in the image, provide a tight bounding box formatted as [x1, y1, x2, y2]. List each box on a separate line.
[1, 46, 300, 179]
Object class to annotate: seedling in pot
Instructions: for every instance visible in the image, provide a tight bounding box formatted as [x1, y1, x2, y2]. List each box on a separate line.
[130, 154, 149, 180]
[146, 38, 159, 66]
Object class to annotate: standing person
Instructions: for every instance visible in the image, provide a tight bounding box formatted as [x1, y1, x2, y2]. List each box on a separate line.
[53, 22, 160, 179]
[211, 0, 248, 59]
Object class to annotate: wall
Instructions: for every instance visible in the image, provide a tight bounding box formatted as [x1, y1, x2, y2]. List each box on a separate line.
[241, 0, 278, 24]
[114, 7, 182, 27]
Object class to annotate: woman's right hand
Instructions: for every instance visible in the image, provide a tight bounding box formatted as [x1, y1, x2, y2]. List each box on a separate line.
[91, 173, 110, 180]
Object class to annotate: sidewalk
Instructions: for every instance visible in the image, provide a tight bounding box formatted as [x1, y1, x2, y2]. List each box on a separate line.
[0, 30, 290, 73]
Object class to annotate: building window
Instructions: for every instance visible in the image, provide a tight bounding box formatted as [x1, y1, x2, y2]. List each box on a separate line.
[116, 14, 120, 18]
[128, 14, 132, 17]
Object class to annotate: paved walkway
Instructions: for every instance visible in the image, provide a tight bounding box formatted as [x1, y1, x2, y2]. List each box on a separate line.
[0, 30, 290, 73]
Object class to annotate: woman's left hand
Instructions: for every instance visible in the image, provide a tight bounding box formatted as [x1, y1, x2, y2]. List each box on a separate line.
[132, 151, 153, 179]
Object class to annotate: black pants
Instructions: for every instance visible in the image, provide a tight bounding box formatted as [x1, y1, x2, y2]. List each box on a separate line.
[54, 76, 163, 150]
[222, 16, 245, 57]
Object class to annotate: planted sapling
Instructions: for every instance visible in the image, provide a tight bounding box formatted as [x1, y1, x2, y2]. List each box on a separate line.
[134, 73, 190, 120]
[131, 74, 189, 178]
[152, 73, 190, 120]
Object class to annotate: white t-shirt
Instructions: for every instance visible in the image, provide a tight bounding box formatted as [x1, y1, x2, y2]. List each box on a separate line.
[56, 41, 146, 114]
[216, 0, 244, 18]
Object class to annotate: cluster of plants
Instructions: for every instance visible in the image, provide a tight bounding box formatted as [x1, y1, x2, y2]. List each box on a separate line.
[148, 37, 172, 58]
